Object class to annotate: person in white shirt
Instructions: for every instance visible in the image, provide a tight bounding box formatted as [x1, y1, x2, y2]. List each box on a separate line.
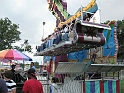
[50, 77, 58, 93]
[4, 70, 16, 93]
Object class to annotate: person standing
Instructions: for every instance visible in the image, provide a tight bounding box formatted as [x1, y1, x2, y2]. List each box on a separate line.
[0, 73, 8, 93]
[11, 64, 24, 83]
[10, 64, 16, 82]
[22, 68, 44, 93]
[4, 70, 16, 93]
[50, 77, 58, 93]
[30, 62, 36, 71]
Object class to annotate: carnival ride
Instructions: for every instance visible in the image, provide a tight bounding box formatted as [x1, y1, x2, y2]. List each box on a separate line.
[35, 0, 124, 93]
[35, 0, 111, 56]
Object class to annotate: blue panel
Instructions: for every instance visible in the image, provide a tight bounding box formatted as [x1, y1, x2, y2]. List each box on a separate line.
[108, 80, 113, 93]
[103, 25, 116, 57]
[68, 50, 87, 62]
[90, 81, 95, 93]
[43, 56, 55, 62]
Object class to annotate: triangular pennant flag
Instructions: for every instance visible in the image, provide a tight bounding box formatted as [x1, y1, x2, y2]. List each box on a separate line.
[89, 10, 101, 23]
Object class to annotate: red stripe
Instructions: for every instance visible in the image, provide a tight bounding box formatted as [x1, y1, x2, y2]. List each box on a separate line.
[116, 80, 120, 93]
[100, 81, 104, 93]
[78, 34, 84, 41]
[83, 81, 85, 93]
[54, 5, 57, 10]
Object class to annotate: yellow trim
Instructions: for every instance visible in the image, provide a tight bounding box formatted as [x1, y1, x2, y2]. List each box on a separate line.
[56, 0, 96, 30]
[108, 20, 116, 25]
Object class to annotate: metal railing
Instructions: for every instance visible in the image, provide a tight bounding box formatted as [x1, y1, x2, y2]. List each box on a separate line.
[117, 59, 124, 79]
[37, 73, 50, 93]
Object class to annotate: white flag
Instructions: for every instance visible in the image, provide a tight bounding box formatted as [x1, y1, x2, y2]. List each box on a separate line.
[89, 10, 101, 23]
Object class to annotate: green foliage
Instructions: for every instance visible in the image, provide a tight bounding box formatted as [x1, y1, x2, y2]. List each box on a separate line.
[34, 62, 40, 68]
[120, 79, 124, 93]
[117, 20, 124, 59]
[0, 18, 21, 50]
[13, 39, 33, 53]
[0, 17, 33, 53]
[20, 63, 24, 68]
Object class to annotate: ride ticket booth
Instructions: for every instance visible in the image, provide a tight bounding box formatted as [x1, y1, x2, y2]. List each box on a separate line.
[54, 62, 124, 93]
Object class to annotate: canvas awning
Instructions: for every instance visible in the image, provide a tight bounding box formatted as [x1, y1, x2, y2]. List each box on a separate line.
[85, 64, 124, 73]
[55, 62, 90, 73]
[55, 62, 124, 74]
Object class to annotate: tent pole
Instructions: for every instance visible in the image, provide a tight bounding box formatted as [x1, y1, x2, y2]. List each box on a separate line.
[23, 60, 25, 71]
[10, 60, 12, 68]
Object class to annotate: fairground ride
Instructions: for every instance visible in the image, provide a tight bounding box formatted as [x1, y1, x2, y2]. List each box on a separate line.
[35, 0, 124, 93]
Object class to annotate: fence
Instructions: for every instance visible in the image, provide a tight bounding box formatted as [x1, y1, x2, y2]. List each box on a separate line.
[37, 72, 50, 93]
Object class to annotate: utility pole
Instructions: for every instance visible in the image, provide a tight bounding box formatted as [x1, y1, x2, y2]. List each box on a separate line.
[21, 39, 28, 71]
[42, 22, 46, 39]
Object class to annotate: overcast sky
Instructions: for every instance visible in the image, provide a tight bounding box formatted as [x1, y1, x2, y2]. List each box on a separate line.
[0, 0, 124, 64]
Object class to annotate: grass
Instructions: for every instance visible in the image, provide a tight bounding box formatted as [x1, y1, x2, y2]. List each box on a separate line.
[120, 79, 124, 93]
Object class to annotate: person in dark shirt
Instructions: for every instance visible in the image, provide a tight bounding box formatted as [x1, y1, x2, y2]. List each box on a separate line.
[11, 64, 23, 83]
[11, 64, 16, 82]
[0, 73, 8, 93]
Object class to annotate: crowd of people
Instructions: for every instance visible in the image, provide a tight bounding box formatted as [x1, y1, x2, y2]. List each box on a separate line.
[36, 24, 75, 52]
[0, 62, 44, 93]
[36, 13, 94, 53]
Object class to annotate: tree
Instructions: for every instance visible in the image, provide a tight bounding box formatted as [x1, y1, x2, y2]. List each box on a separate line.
[0, 17, 33, 53]
[13, 39, 33, 53]
[20, 63, 24, 69]
[117, 20, 124, 59]
[34, 62, 40, 68]
[0, 18, 21, 50]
